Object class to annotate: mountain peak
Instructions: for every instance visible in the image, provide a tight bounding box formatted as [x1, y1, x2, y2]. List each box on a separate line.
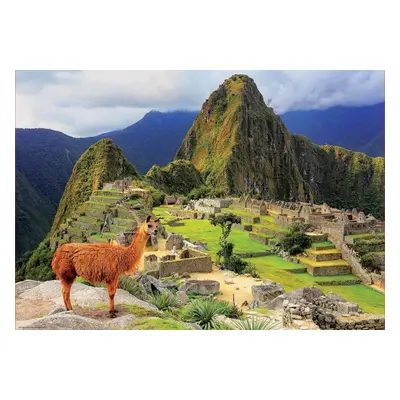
[51, 138, 139, 233]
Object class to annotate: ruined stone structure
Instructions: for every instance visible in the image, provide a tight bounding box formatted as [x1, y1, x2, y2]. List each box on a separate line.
[143, 248, 212, 278]
[165, 233, 184, 250]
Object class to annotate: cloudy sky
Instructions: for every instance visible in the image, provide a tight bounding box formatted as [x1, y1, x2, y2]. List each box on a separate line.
[16, 70, 385, 138]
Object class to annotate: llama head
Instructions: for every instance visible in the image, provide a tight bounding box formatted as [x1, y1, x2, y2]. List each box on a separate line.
[143, 215, 160, 237]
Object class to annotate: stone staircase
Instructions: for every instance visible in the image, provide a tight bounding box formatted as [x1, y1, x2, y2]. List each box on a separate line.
[297, 242, 352, 277]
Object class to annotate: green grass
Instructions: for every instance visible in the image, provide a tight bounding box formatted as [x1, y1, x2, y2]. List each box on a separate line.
[306, 249, 341, 255]
[159, 217, 270, 259]
[252, 221, 287, 233]
[297, 257, 349, 267]
[345, 232, 385, 239]
[125, 317, 193, 330]
[250, 256, 384, 314]
[311, 241, 334, 248]
[89, 234, 109, 242]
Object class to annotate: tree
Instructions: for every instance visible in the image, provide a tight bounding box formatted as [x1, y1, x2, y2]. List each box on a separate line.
[209, 212, 242, 255]
[281, 221, 312, 255]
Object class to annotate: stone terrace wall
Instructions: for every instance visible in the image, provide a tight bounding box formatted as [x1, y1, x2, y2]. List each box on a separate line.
[344, 221, 375, 235]
[158, 249, 212, 278]
[327, 233, 372, 285]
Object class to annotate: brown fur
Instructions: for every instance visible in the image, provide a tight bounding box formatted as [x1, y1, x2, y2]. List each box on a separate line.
[51, 217, 159, 317]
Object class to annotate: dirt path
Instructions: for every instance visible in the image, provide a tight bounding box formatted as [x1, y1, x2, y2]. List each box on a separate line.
[189, 267, 261, 308]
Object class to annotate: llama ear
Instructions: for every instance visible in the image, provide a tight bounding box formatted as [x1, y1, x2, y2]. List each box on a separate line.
[146, 215, 152, 223]
[155, 219, 160, 223]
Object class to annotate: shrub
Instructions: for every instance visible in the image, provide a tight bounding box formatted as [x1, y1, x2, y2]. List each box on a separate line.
[224, 254, 249, 274]
[231, 317, 280, 330]
[360, 253, 381, 273]
[147, 291, 180, 311]
[281, 222, 312, 255]
[187, 185, 211, 200]
[288, 244, 303, 256]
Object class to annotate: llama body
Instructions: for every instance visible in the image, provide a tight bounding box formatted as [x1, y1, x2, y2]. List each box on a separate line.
[51, 216, 159, 317]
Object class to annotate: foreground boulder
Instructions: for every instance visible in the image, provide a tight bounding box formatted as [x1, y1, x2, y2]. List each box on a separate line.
[19, 280, 157, 311]
[15, 280, 42, 296]
[16, 311, 106, 330]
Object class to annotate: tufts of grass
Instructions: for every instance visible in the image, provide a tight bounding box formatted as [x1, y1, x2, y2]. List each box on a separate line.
[147, 291, 180, 311]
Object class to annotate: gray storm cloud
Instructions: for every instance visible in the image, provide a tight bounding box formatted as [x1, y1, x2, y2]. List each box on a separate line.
[15, 70, 384, 137]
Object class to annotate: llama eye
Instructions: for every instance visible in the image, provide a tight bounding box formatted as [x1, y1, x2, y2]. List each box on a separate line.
[147, 224, 152, 228]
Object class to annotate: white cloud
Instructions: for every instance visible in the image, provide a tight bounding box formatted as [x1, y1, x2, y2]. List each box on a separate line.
[15, 70, 385, 137]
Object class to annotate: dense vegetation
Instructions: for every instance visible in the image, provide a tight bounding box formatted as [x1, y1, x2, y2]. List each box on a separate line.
[146, 159, 203, 196]
[51, 138, 139, 233]
[16, 237, 55, 282]
[281, 222, 312, 255]
[176, 74, 385, 219]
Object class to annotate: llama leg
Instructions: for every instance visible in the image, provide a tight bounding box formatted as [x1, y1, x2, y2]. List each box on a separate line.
[61, 280, 73, 311]
[106, 279, 119, 318]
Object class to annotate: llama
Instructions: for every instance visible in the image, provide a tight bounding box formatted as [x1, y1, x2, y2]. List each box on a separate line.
[51, 216, 160, 317]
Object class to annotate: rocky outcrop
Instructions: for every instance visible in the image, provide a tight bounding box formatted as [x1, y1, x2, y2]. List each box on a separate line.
[267, 287, 324, 309]
[15, 279, 42, 296]
[17, 311, 106, 330]
[19, 280, 157, 310]
[252, 282, 285, 303]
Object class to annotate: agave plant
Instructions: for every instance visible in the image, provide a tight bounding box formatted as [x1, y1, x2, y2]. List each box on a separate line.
[147, 291, 180, 311]
[180, 298, 234, 330]
[231, 317, 280, 330]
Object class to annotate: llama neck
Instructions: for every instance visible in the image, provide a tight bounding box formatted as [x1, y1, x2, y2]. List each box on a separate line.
[126, 224, 149, 273]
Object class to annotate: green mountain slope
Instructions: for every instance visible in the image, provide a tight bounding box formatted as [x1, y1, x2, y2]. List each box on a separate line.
[146, 159, 203, 195]
[176, 74, 385, 219]
[16, 170, 54, 258]
[51, 138, 139, 234]
[17, 138, 140, 281]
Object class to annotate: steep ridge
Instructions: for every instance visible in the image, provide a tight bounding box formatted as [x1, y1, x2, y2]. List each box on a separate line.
[176, 74, 385, 219]
[51, 138, 139, 234]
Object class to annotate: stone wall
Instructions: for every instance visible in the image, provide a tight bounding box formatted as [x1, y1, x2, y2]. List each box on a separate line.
[198, 198, 233, 208]
[158, 249, 212, 278]
[328, 234, 372, 285]
[344, 221, 375, 235]
[282, 297, 385, 330]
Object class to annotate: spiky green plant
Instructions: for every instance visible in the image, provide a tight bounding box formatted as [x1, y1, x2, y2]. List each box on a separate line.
[118, 276, 148, 301]
[148, 291, 180, 311]
[231, 317, 280, 330]
[180, 298, 240, 330]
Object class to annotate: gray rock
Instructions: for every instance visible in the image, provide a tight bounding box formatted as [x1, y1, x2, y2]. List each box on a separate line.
[179, 280, 220, 295]
[106, 314, 137, 330]
[20, 280, 157, 311]
[252, 282, 285, 303]
[48, 306, 66, 316]
[267, 287, 324, 309]
[15, 280, 42, 296]
[138, 275, 176, 296]
[17, 313, 106, 330]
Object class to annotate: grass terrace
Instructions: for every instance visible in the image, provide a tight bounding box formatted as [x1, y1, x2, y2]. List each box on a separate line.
[249, 256, 384, 314]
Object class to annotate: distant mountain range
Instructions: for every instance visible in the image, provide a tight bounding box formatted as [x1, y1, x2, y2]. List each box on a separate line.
[15, 101, 384, 258]
[281, 102, 385, 157]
